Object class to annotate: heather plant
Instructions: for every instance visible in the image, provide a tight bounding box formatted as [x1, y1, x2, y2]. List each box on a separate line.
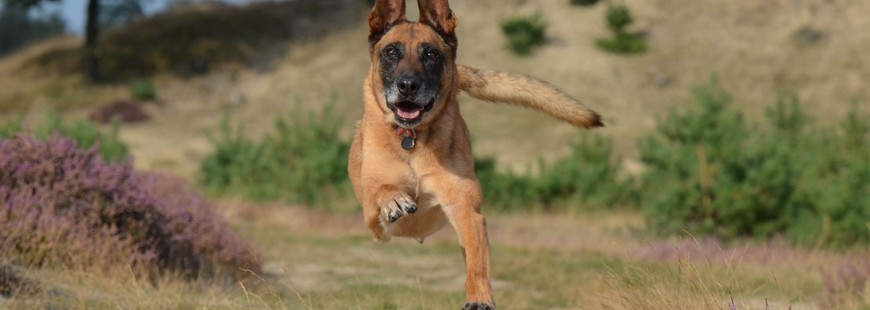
[0, 134, 260, 279]
[501, 14, 547, 56]
[820, 259, 870, 309]
[639, 79, 870, 247]
[200, 103, 351, 207]
[0, 111, 128, 162]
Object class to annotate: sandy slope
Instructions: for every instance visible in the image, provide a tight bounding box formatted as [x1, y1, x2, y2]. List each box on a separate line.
[1, 0, 868, 178]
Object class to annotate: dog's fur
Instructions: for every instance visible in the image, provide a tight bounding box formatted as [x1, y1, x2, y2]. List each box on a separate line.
[348, 1, 602, 308]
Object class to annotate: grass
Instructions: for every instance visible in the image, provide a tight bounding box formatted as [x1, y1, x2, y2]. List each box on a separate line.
[5, 202, 859, 309]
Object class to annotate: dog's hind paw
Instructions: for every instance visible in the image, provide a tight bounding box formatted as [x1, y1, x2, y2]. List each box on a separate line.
[381, 193, 417, 223]
[463, 302, 494, 310]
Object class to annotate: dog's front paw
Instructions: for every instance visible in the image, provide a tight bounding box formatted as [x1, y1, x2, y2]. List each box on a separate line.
[381, 192, 417, 223]
[463, 301, 494, 310]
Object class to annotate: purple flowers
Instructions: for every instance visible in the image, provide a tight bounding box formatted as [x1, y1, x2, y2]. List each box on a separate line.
[0, 134, 260, 279]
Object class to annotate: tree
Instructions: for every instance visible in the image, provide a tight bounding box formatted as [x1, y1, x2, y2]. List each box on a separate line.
[5, 0, 102, 82]
[0, 5, 65, 56]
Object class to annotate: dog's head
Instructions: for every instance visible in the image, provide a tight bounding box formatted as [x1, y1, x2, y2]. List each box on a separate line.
[368, 0, 458, 129]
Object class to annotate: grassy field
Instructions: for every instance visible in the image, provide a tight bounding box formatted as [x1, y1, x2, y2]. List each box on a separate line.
[1, 0, 869, 309]
[5, 200, 864, 309]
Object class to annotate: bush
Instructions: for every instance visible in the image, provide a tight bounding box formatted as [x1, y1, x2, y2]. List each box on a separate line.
[638, 79, 869, 247]
[501, 14, 547, 56]
[25, 0, 364, 81]
[477, 135, 634, 211]
[130, 79, 157, 101]
[596, 33, 646, 54]
[597, 3, 646, 54]
[200, 103, 351, 207]
[570, 0, 600, 7]
[604, 3, 633, 33]
[0, 134, 260, 278]
[0, 111, 128, 162]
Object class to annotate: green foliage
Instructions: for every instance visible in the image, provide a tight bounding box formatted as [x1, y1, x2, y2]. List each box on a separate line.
[129, 79, 157, 100]
[25, 1, 363, 81]
[570, 0, 600, 7]
[200, 102, 351, 207]
[477, 135, 634, 211]
[0, 111, 129, 162]
[604, 3, 633, 33]
[596, 33, 646, 54]
[597, 3, 646, 54]
[638, 79, 869, 247]
[500, 14, 547, 56]
[0, 5, 65, 56]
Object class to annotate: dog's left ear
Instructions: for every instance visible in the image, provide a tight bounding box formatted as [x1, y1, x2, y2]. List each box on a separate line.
[417, 0, 458, 52]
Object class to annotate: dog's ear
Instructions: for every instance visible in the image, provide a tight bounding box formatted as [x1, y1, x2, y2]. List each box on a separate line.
[417, 0, 458, 51]
[368, 0, 406, 46]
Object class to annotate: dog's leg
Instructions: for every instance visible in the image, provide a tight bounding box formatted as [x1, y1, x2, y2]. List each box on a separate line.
[363, 184, 418, 242]
[422, 174, 494, 308]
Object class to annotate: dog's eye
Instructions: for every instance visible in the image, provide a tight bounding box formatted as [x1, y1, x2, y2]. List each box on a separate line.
[383, 47, 399, 59]
[425, 50, 440, 61]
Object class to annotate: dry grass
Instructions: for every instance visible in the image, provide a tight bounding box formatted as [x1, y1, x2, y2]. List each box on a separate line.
[1, 0, 869, 308]
[4, 201, 864, 309]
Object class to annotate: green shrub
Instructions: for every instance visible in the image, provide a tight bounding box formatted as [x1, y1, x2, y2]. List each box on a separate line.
[570, 0, 600, 7]
[604, 3, 633, 33]
[596, 33, 646, 54]
[0, 111, 129, 162]
[200, 102, 351, 207]
[130, 79, 157, 100]
[501, 14, 547, 56]
[477, 135, 634, 211]
[597, 3, 646, 54]
[638, 79, 869, 247]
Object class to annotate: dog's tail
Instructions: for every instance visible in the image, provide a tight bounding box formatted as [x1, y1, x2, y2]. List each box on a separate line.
[457, 64, 604, 128]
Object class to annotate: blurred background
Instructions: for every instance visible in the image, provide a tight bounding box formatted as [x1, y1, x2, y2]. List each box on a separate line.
[1, 0, 868, 309]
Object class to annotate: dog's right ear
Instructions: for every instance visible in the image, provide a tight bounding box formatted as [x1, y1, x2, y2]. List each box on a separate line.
[368, 0, 406, 46]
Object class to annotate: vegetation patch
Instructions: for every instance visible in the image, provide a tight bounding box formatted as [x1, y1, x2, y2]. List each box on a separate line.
[501, 14, 547, 56]
[0, 133, 261, 280]
[638, 79, 869, 247]
[1, 111, 128, 162]
[570, 0, 600, 7]
[596, 3, 646, 54]
[200, 102, 351, 207]
[21, 0, 364, 81]
[476, 135, 634, 211]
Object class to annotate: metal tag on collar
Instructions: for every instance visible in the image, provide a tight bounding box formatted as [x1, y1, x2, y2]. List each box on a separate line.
[397, 128, 416, 150]
[401, 136, 415, 150]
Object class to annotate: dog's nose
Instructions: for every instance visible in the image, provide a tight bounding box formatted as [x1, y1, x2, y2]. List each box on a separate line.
[397, 76, 421, 96]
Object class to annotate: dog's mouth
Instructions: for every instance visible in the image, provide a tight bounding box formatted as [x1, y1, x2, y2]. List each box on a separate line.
[388, 98, 435, 127]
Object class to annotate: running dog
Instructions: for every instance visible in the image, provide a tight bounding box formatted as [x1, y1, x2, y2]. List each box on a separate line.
[348, 1, 603, 308]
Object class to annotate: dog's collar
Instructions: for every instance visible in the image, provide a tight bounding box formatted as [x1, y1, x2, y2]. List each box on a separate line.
[395, 127, 416, 150]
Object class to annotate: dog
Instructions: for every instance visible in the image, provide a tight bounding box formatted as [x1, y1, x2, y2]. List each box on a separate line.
[348, 1, 603, 308]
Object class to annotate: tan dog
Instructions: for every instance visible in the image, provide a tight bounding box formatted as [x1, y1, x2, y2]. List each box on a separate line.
[348, 0, 603, 308]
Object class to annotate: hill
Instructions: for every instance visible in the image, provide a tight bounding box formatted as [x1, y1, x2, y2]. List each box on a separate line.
[0, 0, 867, 178]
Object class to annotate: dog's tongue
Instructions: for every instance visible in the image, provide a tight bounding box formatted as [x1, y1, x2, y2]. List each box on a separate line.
[397, 106, 422, 119]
